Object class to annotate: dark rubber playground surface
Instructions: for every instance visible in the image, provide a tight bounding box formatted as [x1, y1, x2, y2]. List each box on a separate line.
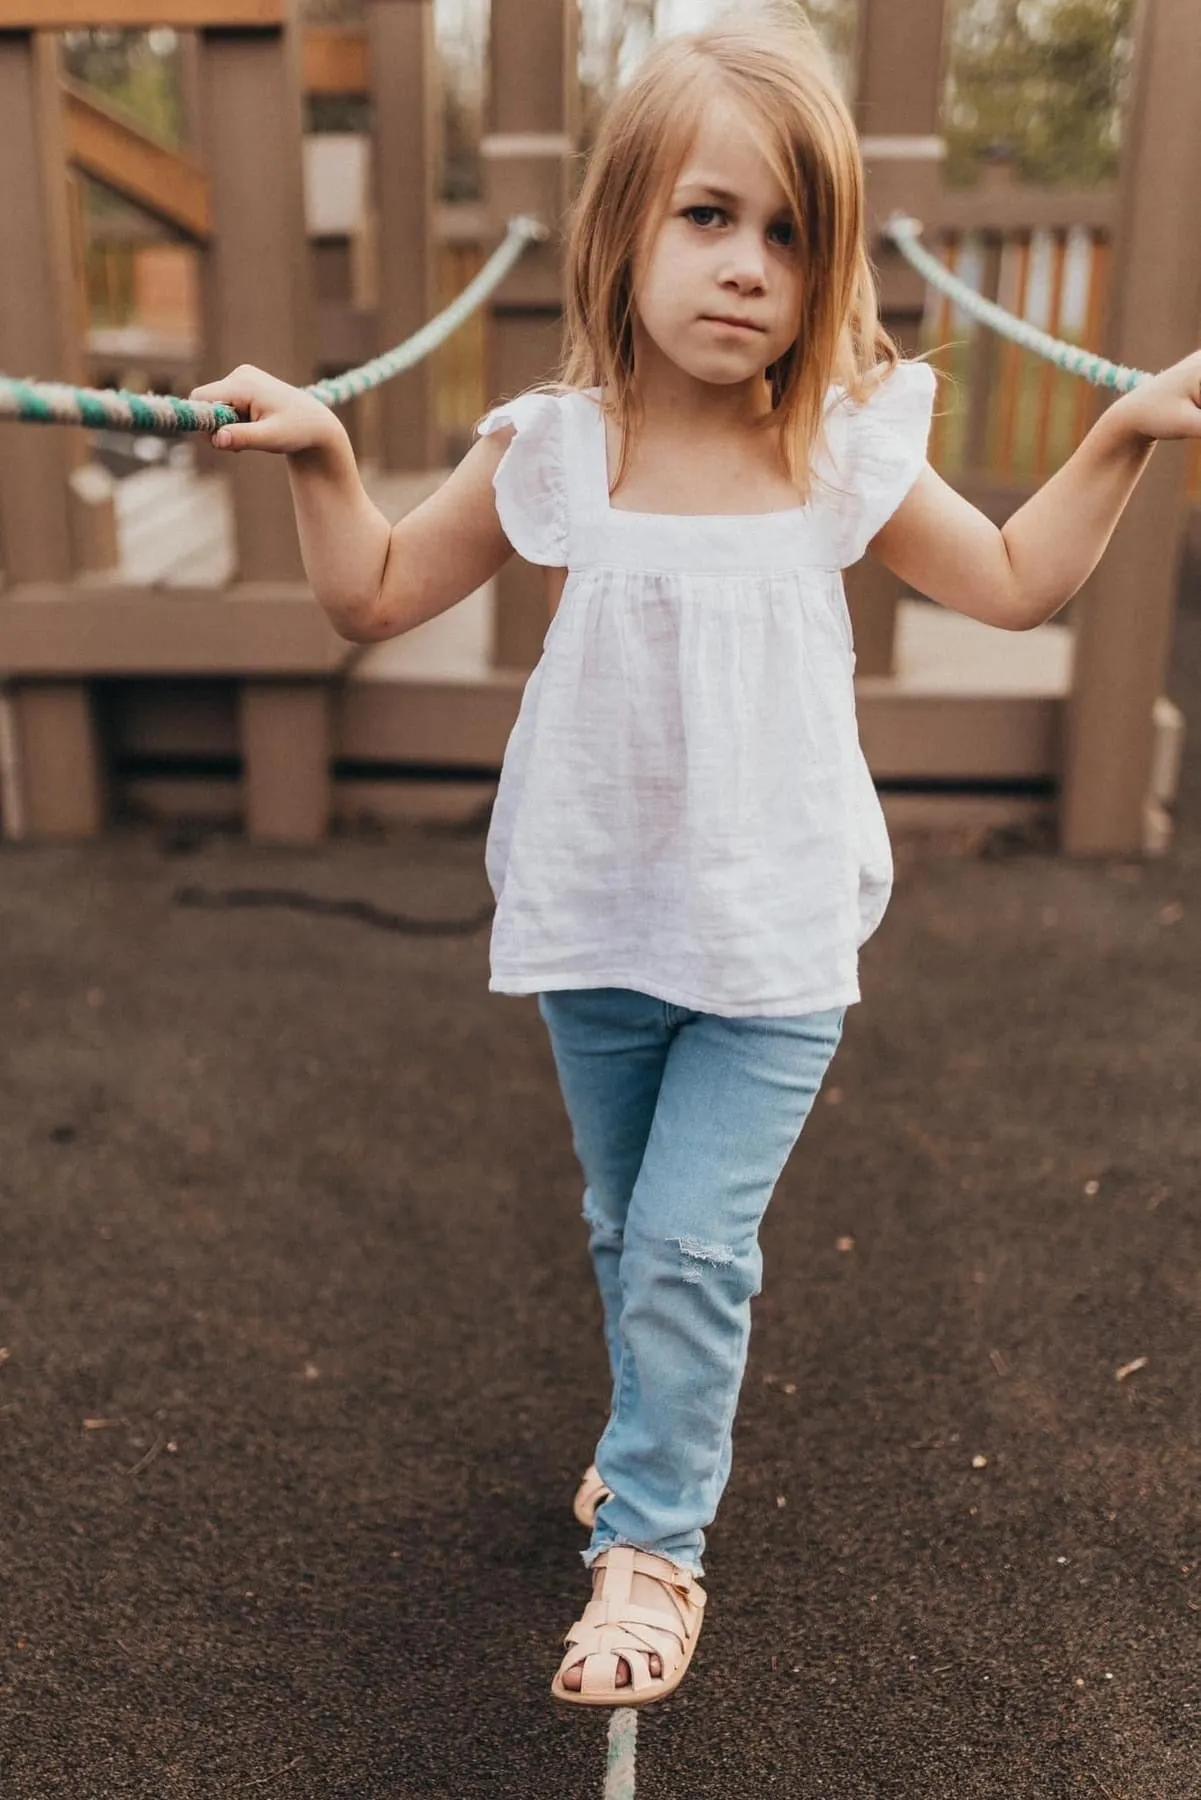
[2, 597, 1199, 1799]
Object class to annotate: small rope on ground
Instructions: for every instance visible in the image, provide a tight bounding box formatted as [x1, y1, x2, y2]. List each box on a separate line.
[0, 215, 546, 434]
[884, 214, 1150, 391]
[604, 1710, 638, 1800]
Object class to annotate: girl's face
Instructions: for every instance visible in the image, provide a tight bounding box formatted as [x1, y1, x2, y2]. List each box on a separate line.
[632, 93, 802, 401]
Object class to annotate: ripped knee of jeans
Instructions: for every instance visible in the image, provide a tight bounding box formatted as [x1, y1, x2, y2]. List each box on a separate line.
[675, 1236, 737, 1285]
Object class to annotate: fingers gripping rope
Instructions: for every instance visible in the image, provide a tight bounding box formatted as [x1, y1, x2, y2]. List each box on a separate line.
[0, 216, 547, 433]
[884, 214, 1149, 393]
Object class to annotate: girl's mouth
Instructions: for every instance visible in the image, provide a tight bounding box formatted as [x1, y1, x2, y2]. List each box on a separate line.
[702, 316, 764, 335]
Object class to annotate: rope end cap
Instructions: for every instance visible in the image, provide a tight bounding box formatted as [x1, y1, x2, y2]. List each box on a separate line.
[511, 214, 551, 244]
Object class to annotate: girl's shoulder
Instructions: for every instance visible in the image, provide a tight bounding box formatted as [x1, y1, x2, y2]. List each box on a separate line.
[815, 359, 938, 566]
[476, 383, 598, 437]
[474, 385, 597, 567]
[823, 357, 937, 428]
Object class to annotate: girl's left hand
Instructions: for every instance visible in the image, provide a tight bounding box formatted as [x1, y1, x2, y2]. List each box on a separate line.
[1108, 349, 1201, 444]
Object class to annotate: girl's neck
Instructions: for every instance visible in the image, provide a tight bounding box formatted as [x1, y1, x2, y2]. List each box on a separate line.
[627, 327, 775, 432]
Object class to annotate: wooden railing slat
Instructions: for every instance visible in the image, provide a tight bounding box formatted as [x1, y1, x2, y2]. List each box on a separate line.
[996, 233, 1031, 477]
[0, 1, 284, 25]
[1034, 230, 1068, 482]
[1073, 233, 1110, 451]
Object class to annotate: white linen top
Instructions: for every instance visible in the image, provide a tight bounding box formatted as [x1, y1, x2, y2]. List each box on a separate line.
[475, 359, 936, 1018]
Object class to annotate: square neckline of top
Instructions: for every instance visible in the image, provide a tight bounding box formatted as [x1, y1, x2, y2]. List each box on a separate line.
[586, 389, 812, 525]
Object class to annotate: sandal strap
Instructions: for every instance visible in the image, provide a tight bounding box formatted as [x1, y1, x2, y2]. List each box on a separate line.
[565, 1597, 694, 1648]
[568, 1605, 688, 1645]
[556, 1547, 707, 1696]
[559, 1616, 691, 1695]
[593, 1545, 706, 1608]
[581, 1646, 657, 1697]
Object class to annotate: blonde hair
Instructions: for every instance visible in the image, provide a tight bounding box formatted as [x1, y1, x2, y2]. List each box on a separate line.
[556, 6, 904, 499]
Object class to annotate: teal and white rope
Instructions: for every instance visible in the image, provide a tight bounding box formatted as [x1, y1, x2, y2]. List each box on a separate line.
[0, 214, 546, 435]
[884, 213, 1150, 392]
[604, 1709, 638, 1800]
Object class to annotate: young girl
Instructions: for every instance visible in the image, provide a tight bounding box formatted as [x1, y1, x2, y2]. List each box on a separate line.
[191, 8, 1198, 1712]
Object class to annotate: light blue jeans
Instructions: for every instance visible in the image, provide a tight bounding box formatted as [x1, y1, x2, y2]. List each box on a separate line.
[537, 987, 845, 1577]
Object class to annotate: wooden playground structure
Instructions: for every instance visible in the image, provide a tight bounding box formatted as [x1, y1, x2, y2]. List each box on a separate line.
[0, 0, 1198, 855]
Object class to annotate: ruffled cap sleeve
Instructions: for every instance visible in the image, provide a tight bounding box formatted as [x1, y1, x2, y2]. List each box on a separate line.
[822, 360, 937, 568]
[475, 390, 569, 567]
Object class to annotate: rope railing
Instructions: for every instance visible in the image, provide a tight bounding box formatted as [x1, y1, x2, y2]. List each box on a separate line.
[0, 214, 547, 435]
[884, 213, 1149, 393]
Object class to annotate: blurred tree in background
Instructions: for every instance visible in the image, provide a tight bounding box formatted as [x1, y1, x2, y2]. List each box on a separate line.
[943, 0, 1135, 186]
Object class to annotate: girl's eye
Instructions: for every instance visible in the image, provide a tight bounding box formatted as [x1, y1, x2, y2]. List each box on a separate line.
[683, 206, 796, 248]
[684, 205, 725, 228]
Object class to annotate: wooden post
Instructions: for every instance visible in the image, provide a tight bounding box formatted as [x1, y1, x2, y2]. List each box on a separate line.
[241, 681, 329, 842]
[963, 231, 1005, 474]
[175, 27, 225, 485]
[7, 683, 106, 837]
[193, 12, 332, 841]
[0, 31, 87, 585]
[1061, 0, 1201, 855]
[195, 9, 312, 584]
[483, 0, 577, 672]
[367, 0, 437, 472]
[176, 26, 204, 152]
[849, 0, 948, 678]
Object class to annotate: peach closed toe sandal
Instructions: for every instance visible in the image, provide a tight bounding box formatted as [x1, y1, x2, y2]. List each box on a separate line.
[572, 1462, 613, 1529]
[551, 1546, 707, 1708]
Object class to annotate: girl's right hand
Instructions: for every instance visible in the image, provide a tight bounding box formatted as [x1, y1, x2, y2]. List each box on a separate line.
[188, 364, 344, 457]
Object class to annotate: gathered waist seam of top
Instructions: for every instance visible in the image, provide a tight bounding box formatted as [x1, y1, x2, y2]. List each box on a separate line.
[561, 556, 845, 576]
[489, 966, 860, 1017]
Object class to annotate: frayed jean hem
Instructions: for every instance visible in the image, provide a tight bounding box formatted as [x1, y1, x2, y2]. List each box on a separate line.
[581, 1537, 705, 1579]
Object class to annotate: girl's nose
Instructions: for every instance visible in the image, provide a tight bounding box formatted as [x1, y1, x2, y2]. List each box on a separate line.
[720, 234, 768, 291]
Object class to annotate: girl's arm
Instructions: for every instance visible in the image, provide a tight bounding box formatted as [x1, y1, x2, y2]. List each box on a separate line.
[288, 427, 515, 642]
[869, 349, 1201, 632]
[189, 364, 514, 642]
